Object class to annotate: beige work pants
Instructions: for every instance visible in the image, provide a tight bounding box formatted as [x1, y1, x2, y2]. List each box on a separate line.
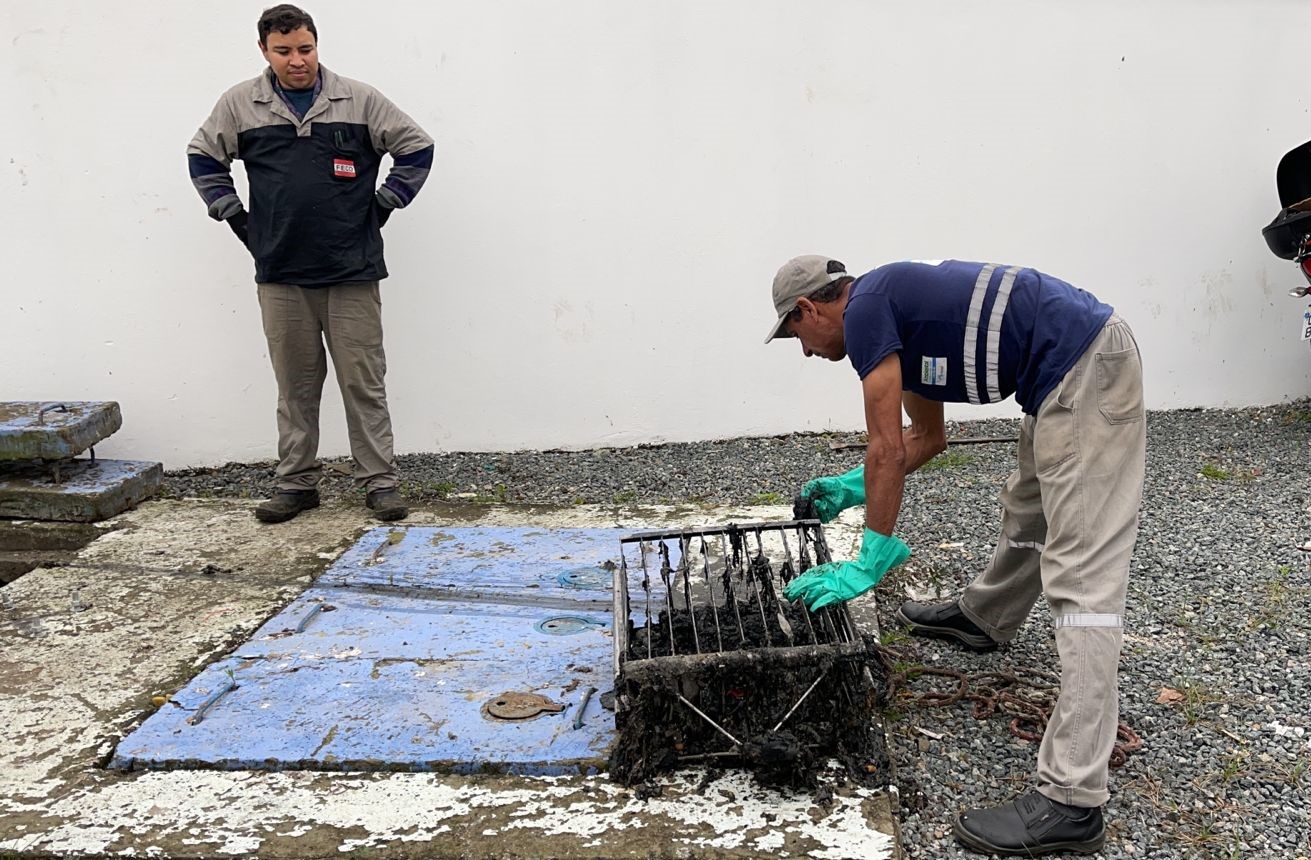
[958, 315, 1146, 808]
[256, 281, 398, 493]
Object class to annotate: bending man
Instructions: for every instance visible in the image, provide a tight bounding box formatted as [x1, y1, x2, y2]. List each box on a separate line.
[768, 255, 1144, 857]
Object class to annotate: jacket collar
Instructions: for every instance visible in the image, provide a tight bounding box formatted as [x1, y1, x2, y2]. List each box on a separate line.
[252, 65, 349, 124]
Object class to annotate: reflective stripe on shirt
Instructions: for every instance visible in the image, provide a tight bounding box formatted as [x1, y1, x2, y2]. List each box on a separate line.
[985, 267, 1022, 402]
[962, 264, 997, 404]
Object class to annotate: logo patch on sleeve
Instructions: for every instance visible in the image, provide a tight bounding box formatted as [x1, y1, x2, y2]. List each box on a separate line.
[333, 158, 357, 179]
[921, 356, 948, 386]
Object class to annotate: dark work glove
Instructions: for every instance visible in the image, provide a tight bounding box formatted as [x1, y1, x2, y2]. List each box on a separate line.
[226, 211, 249, 247]
[375, 200, 393, 227]
[798, 466, 866, 523]
[793, 494, 819, 521]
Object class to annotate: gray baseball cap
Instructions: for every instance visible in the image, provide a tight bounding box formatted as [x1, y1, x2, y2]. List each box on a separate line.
[764, 255, 851, 343]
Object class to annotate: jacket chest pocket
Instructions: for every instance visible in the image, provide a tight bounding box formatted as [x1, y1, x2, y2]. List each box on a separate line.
[331, 128, 360, 155]
[324, 128, 368, 181]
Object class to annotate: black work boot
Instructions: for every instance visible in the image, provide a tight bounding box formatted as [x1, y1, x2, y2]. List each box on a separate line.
[953, 790, 1105, 856]
[254, 489, 320, 524]
[366, 487, 409, 522]
[896, 599, 998, 652]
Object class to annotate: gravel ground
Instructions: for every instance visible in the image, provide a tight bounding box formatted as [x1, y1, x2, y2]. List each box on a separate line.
[164, 403, 1311, 859]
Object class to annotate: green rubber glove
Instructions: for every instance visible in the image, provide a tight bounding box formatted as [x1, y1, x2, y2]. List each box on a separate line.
[783, 527, 911, 610]
[800, 465, 866, 523]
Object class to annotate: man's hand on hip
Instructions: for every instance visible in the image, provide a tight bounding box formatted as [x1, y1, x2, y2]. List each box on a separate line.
[226, 211, 249, 247]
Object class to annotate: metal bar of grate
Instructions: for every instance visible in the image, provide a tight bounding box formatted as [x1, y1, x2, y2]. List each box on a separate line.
[719, 532, 747, 647]
[754, 528, 793, 645]
[733, 530, 773, 648]
[697, 536, 725, 652]
[677, 536, 700, 653]
[776, 524, 817, 642]
[638, 541, 654, 659]
[657, 542, 678, 656]
[619, 519, 830, 543]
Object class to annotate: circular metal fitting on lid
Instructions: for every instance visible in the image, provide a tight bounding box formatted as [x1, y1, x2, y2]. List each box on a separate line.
[482, 691, 566, 721]
[535, 615, 603, 636]
[556, 566, 613, 590]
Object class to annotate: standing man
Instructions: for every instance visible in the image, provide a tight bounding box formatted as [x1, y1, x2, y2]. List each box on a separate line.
[769, 256, 1145, 857]
[188, 4, 434, 523]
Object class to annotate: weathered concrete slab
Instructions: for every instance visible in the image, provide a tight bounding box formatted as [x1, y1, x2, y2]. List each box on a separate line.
[0, 401, 122, 461]
[0, 519, 106, 551]
[0, 520, 108, 582]
[0, 498, 898, 859]
[0, 549, 78, 583]
[0, 458, 162, 522]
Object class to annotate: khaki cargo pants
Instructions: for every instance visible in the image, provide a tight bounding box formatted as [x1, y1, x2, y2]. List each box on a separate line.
[958, 315, 1145, 808]
[257, 281, 399, 493]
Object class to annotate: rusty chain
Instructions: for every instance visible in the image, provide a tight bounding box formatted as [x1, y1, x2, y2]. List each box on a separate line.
[874, 645, 1143, 768]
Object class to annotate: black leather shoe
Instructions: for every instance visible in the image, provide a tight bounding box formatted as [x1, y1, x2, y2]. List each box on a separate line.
[896, 600, 997, 652]
[366, 487, 409, 522]
[954, 790, 1105, 856]
[254, 489, 320, 524]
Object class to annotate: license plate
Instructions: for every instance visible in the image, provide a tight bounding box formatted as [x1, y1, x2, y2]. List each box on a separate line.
[1303, 306, 1311, 341]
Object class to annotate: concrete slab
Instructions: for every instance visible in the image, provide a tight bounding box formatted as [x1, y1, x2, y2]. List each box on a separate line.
[0, 549, 78, 583]
[0, 520, 109, 582]
[0, 519, 107, 552]
[0, 498, 898, 859]
[0, 401, 122, 461]
[0, 458, 162, 522]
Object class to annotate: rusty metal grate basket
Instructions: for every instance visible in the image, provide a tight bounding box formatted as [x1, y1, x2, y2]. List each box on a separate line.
[609, 520, 887, 787]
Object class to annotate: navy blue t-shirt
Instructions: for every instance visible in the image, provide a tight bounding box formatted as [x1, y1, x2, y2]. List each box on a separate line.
[282, 86, 316, 118]
[843, 260, 1113, 414]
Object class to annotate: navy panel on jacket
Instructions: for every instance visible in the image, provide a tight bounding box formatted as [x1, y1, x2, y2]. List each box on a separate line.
[238, 121, 387, 285]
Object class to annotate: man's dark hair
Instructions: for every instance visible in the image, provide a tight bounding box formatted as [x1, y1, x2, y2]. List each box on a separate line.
[787, 276, 853, 322]
[258, 4, 317, 45]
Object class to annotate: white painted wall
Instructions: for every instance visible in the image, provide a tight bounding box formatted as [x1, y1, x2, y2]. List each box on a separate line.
[4, 1, 1310, 467]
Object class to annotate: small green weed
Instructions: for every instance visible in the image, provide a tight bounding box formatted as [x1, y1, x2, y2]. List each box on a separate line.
[1169, 677, 1227, 726]
[921, 450, 976, 471]
[406, 480, 457, 499]
[1219, 750, 1251, 783]
[890, 661, 923, 679]
[1278, 757, 1308, 788]
[749, 491, 785, 505]
[473, 483, 510, 504]
[878, 628, 910, 646]
[1200, 463, 1230, 481]
[1248, 566, 1309, 631]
